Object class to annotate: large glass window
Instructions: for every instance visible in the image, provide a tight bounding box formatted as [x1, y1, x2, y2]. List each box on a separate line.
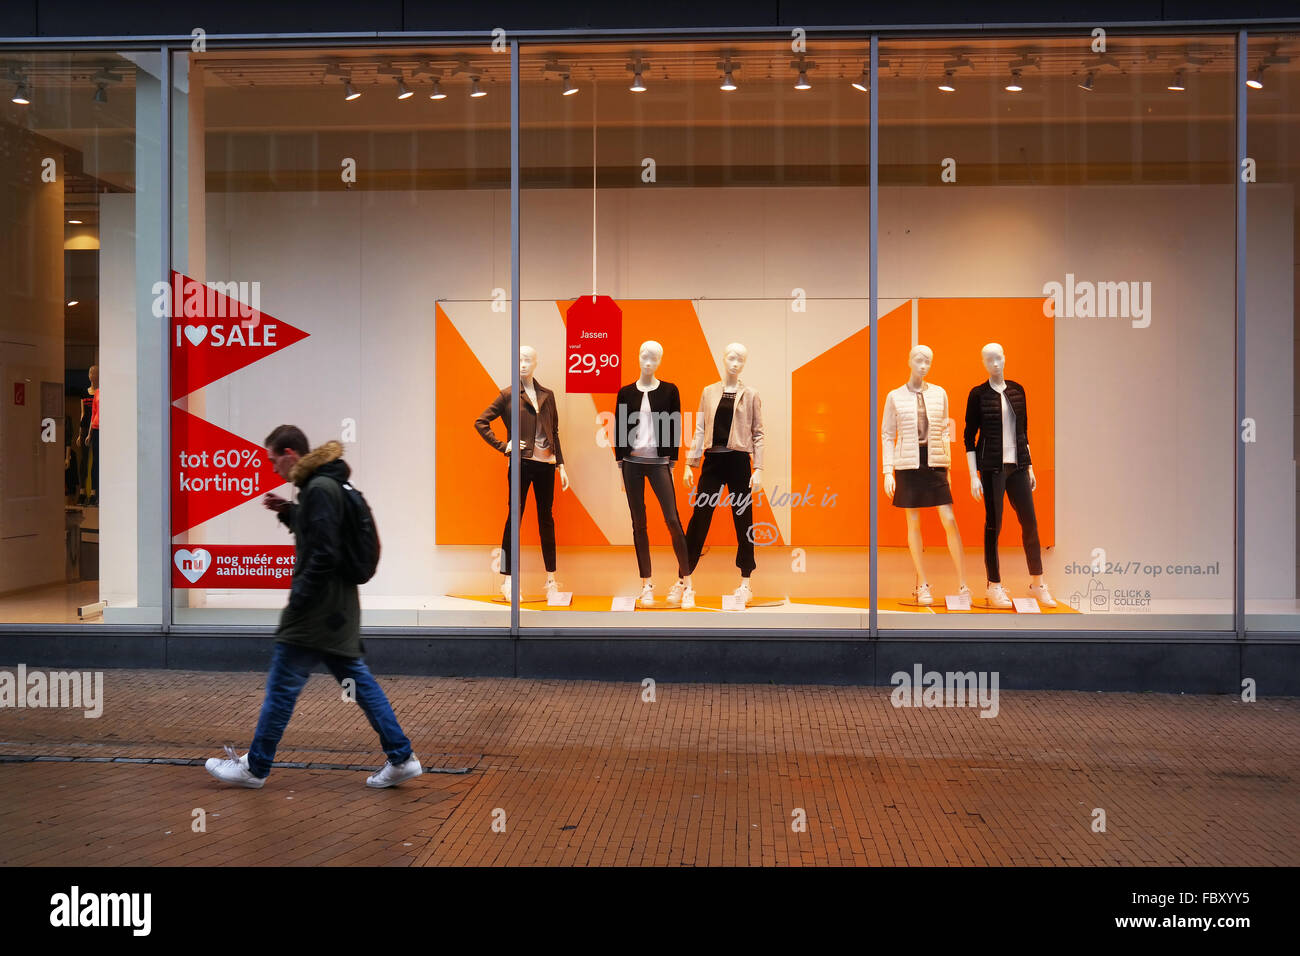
[878, 35, 1237, 630]
[0, 51, 161, 625]
[1246, 32, 1300, 632]
[169, 46, 511, 627]
[518, 40, 870, 629]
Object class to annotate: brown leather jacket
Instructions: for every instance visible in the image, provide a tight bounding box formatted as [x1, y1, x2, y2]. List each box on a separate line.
[475, 380, 564, 465]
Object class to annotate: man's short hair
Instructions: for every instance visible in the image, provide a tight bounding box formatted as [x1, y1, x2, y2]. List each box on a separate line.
[264, 424, 309, 456]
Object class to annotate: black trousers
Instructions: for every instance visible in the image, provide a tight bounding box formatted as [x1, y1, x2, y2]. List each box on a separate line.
[685, 451, 756, 575]
[500, 458, 556, 574]
[980, 464, 1043, 582]
[621, 458, 689, 579]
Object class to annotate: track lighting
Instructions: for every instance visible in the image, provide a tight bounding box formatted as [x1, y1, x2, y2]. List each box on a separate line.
[1167, 71, 1185, 92]
[1005, 70, 1023, 93]
[851, 65, 869, 92]
[627, 59, 648, 93]
[470, 76, 486, 98]
[717, 59, 739, 92]
[396, 78, 413, 100]
[343, 78, 360, 101]
[629, 70, 645, 92]
[562, 74, 577, 96]
[721, 70, 737, 91]
[1246, 67, 1264, 90]
[12, 80, 30, 105]
[938, 71, 955, 93]
[429, 79, 445, 100]
[795, 69, 811, 90]
[1078, 72, 1094, 92]
[94, 83, 107, 104]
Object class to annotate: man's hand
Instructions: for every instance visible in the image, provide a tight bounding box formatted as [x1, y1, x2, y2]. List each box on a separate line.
[263, 492, 290, 513]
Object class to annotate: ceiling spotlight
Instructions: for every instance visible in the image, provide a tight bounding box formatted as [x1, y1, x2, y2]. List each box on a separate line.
[67, 219, 83, 224]
[938, 71, 956, 93]
[429, 79, 446, 100]
[470, 76, 486, 98]
[721, 70, 738, 91]
[562, 74, 578, 96]
[67, 300, 79, 307]
[851, 65, 870, 92]
[795, 69, 811, 90]
[630, 71, 645, 92]
[343, 78, 360, 101]
[1005, 70, 1023, 93]
[93, 83, 108, 104]
[12, 80, 30, 105]
[1167, 71, 1185, 92]
[1246, 66, 1264, 90]
[1078, 72, 1095, 92]
[627, 59, 648, 93]
[397, 78, 413, 100]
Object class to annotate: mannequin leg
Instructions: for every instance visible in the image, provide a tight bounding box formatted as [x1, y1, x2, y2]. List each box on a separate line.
[499, 462, 536, 579]
[904, 509, 927, 585]
[980, 468, 1007, 583]
[88, 428, 99, 503]
[1004, 466, 1043, 577]
[622, 461, 653, 579]
[722, 454, 756, 578]
[684, 454, 725, 574]
[531, 461, 558, 574]
[645, 463, 690, 579]
[937, 503, 967, 588]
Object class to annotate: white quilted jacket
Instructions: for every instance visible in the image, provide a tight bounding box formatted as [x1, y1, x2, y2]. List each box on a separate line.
[882, 383, 951, 472]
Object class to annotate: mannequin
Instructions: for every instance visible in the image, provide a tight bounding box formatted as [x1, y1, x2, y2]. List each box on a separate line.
[683, 342, 765, 605]
[475, 346, 570, 599]
[77, 364, 100, 506]
[614, 340, 691, 607]
[964, 343, 1055, 608]
[881, 345, 968, 605]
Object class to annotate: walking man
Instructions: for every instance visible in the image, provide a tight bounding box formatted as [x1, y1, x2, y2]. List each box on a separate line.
[204, 425, 422, 789]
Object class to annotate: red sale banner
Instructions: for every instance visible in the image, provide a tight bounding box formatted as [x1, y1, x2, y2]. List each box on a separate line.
[168, 271, 309, 400]
[172, 544, 297, 588]
[171, 406, 283, 535]
[565, 295, 622, 394]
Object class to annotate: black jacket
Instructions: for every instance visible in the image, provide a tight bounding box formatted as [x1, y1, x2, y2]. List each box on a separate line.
[275, 441, 362, 658]
[614, 381, 683, 462]
[475, 380, 565, 465]
[964, 380, 1032, 472]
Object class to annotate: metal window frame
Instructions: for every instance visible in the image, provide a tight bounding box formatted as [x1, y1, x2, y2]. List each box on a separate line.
[0, 20, 1281, 644]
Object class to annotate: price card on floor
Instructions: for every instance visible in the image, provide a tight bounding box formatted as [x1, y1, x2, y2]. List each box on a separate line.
[1012, 597, 1042, 613]
[547, 590, 573, 607]
[565, 295, 622, 394]
[721, 595, 746, 611]
[945, 593, 972, 611]
[611, 595, 637, 611]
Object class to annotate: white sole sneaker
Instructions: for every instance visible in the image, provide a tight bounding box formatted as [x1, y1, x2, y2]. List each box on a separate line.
[205, 752, 265, 789]
[366, 757, 423, 789]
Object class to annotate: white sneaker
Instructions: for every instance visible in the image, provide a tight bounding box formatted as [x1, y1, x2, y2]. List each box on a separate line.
[366, 756, 423, 789]
[733, 582, 753, 606]
[545, 579, 560, 596]
[638, 583, 655, 607]
[680, 586, 696, 609]
[666, 580, 686, 605]
[205, 746, 265, 789]
[914, 583, 933, 606]
[499, 577, 511, 600]
[986, 583, 1013, 609]
[1029, 583, 1057, 608]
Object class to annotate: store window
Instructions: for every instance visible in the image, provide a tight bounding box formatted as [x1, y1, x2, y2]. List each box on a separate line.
[877, 35, 1238, 630]
[1246, 32, 1300, 632]
[517, 40, 871, 628]
[168, 47, 511, 627]
[0, 51, 162, 625]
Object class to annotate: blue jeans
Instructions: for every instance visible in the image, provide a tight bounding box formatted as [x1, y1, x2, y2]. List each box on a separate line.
[247, 642, 413, 778]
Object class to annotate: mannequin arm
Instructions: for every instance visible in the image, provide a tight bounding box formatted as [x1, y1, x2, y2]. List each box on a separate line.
[750, 390, 765, 471]
[683, 464, 694, 487]
[474, 392, 510, 454]
[685, 388, 708, 469]
[967, 450, 982, 501]
[558, 463, 570, 491]
[750, 467, 763, 492]
[880, 394, 897, 475]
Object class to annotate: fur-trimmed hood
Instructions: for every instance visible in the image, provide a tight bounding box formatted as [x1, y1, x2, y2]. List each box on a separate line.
[290, 440, 347, 486]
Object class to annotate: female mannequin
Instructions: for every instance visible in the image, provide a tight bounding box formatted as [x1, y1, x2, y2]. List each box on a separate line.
[964, 342, 1055, 609]
[882, 345, 968, 605]
[77, 364, 100, 506]
[613, 341, 691, 607]
[683, 342, 765, 606]
[475, 346, 570, 599]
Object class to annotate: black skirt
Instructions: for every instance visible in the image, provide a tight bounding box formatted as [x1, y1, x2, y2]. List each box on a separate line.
[892, 444, 953, 509]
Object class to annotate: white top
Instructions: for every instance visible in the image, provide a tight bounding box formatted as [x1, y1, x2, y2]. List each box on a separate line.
[630, 386, 656, 456]
[991, 379, 1016, 465]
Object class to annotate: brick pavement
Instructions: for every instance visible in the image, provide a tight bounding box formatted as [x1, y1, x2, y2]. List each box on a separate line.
[0, 668, 1297, 866]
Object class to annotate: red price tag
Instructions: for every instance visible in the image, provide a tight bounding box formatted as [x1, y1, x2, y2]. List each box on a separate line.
[565, 296, 622, 394]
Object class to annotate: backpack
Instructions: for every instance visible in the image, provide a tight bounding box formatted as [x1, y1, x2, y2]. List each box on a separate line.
[313, 475, 381, 584]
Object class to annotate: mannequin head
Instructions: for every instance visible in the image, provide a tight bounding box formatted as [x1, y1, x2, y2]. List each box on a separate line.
[722, 342, 748, 379]
[908, 345, 933, 380]
[638, 340, 663, 377]
[519, 346, 538, 383]
[981, 343, 1006, 379]
[88, 365, 99, 390]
